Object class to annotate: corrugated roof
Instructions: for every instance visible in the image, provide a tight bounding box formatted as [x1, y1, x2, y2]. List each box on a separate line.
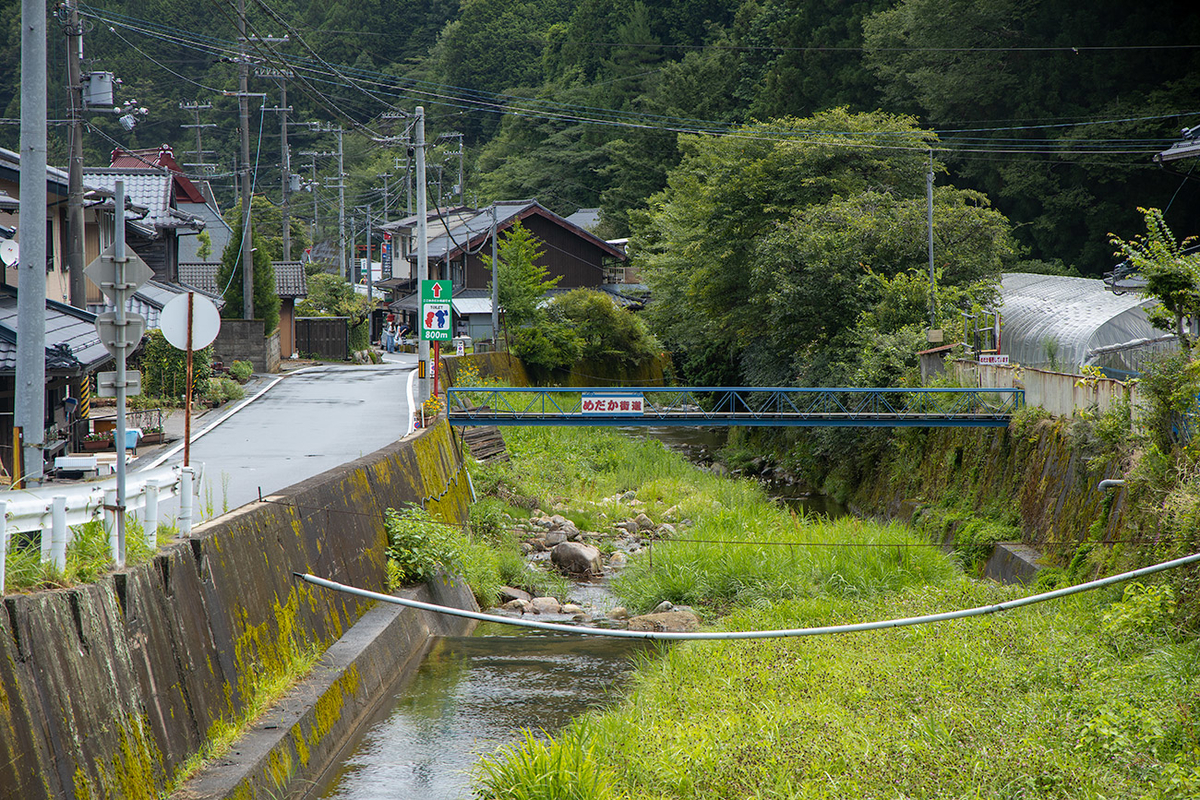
[999, 272, 1171, 371]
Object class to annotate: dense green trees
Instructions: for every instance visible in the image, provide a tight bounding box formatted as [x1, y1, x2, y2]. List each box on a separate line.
[9, 0, 1196, 280]
[633, 110, 1016, 386]
[1110, 207, 1200, 349]
[217, 212, 280, 334]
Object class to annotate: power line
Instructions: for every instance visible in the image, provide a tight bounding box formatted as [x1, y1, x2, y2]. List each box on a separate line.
[77, 6, 1199, 159]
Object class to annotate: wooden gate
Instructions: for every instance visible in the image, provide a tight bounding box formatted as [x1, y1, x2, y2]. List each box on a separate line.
[295, 316, 350, 361]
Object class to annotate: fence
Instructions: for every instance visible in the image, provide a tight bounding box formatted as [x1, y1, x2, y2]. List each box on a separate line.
[952, 360, 1140, 419]
[0, 464, 201, 594]
[296, 316, 350, 361]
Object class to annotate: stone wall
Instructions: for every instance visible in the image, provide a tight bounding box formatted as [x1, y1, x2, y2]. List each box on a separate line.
[213, 320, 282, 374]
[0, 420, 473, 800]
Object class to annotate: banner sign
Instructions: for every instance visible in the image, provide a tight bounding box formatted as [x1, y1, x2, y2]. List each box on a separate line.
[581, 392, 644, 415]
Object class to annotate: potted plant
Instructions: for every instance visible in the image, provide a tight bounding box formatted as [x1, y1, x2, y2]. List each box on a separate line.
[81, 431, 113, 451]
[140, 424, 166, 445]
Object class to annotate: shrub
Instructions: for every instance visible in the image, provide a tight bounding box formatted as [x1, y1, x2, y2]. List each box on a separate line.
[511, 321, 581, 373]
[139, 329, 213, 400]
[204, 377, 245, 406]
[229, 360, 253, 382]
[385, 505, 461, 587]
[546, 288, 660, 369]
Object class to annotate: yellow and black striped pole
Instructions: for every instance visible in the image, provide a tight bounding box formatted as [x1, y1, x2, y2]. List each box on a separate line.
[79, 374, 90, 420]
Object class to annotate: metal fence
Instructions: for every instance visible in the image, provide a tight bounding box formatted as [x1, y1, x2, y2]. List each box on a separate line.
[448, 386, 1023, 428]
[0, 464, 202, 594]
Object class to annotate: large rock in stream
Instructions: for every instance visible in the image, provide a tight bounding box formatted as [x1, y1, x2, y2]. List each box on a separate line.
[550, 541, 603, 576]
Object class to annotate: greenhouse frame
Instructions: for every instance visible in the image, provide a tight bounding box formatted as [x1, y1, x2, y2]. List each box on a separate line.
[997, 273, 1177, 376]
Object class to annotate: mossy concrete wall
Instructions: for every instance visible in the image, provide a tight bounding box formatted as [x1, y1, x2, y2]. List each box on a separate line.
[853, 419, 1129, 576]
[0, 419, 473, 800]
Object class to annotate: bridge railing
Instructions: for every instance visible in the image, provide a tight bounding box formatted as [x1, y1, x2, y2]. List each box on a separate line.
[447, 387, 1023, 427]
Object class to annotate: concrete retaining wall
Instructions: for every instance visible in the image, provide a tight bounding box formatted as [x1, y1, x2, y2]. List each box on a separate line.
[0, 419, 473, 800]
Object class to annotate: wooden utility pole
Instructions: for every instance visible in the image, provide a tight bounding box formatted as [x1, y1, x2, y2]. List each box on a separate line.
[65, 0, 85, 308]
[237, 0, 254, 320]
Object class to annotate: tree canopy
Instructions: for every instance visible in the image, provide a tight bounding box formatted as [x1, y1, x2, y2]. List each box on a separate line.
[633, 110, 1017, 386]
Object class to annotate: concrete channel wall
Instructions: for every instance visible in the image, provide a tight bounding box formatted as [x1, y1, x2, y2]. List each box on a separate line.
[0, 419, 473, 800]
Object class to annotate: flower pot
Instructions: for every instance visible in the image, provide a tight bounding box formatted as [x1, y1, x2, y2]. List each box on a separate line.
[140, 432, 165, 445]
[81, 438, 112, 451]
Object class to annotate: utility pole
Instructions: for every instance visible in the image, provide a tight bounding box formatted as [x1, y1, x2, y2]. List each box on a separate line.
[281, 82, 290, 260]
[254, 54, 293, 261]
[927, 149, 936, 328]
[437, 131, 464, 207]
[64, 0, 85, 308]
[307, 160, 317, 246]
[17, 0, 48, 484]
[491, 203, 499, 343]
[317, 126, 347, 281]
[180, 101, 217, 176]
[415, 107, 429, 404]
[366, 202, 374, 302]
[298, 156, 322, 243]
[237, 0, 254, 321]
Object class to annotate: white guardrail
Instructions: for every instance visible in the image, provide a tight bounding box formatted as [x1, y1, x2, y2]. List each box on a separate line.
[0, 463, 204, 595]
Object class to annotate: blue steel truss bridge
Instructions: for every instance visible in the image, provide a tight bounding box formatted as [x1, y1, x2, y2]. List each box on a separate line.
[446, 387, 1023, 428]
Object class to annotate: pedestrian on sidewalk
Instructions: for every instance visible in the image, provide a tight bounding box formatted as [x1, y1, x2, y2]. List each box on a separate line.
[384, 321, 396, 353]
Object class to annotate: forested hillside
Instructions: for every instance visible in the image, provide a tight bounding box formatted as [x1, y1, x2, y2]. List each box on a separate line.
[2, 0, 1198, 275]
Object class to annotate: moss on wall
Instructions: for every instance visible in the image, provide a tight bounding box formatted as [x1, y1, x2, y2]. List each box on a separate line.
[0, 419, 470, 800]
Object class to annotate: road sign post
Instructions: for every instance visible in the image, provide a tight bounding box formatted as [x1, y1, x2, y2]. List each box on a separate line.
[421, 280, 451, 405]
[421, 280, 452, 342]
[83, 181, 152, 566]
[161, 292, 221, 467]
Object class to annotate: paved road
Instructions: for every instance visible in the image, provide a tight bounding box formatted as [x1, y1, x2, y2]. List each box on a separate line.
[142, 355, 418, 515]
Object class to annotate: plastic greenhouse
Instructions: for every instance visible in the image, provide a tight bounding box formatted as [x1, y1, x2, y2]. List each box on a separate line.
[998, 273, 1177, 376]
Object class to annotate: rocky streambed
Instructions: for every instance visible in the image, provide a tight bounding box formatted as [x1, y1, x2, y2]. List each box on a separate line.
[491, 491, 703, 633]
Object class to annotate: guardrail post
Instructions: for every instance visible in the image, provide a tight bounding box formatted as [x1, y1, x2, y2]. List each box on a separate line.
[40, 501, 52, 563]
[145, 481, 159, 549]
[0, 501, 7, 595]
[51, 496, 67, 571]
[104, 488, 117, 560]
[179, 467, 194, 535]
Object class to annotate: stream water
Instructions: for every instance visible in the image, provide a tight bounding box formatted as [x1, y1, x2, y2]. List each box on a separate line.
[313, 625, 653, 799]
[313, 427, 843, 800]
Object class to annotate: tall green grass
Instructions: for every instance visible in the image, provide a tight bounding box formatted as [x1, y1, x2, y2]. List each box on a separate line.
[471, 425, 1199, 799]
[479, 585, 1200, 799]
[3, 517, 168, 592]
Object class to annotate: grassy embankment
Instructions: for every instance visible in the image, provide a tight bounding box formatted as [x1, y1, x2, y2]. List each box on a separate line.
[468, 425, 1200, 800]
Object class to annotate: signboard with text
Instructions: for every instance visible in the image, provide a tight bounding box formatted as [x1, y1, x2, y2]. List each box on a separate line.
[581, 392, 644, 415]
[979, 354, 1009, 366]
[381, 239, 392, 280]
[421, 280, 452, 341]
